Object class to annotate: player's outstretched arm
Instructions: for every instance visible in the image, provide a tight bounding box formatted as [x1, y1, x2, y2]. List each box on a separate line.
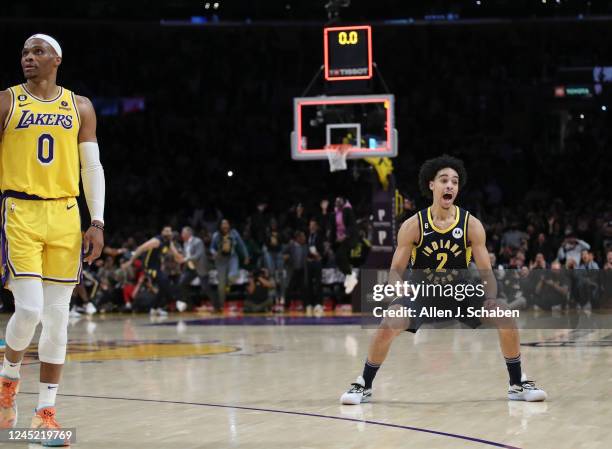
[122, 238, 162, 268]
[388, 215, 419, 285]
[468, 215, 497, 301]
[77, 95, 106, 264]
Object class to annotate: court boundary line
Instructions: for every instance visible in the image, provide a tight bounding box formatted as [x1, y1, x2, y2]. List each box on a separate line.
[21, 392, 522, 449]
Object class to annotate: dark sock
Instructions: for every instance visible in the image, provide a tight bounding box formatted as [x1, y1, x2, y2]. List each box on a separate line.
[362, 360, 380, 389]
[505, 354, 522, 385]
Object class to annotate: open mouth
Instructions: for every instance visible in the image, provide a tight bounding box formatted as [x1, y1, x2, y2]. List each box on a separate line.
[443, 193, 453, 200]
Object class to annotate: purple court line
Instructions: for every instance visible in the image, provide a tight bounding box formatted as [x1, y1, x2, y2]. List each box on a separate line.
[21, 392, 522, 449]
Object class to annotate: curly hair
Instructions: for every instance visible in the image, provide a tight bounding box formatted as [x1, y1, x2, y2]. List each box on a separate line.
[418, 154, 467, 199]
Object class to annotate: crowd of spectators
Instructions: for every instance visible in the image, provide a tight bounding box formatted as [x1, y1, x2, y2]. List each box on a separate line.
[487, 206, 612, 312]
[62, 196, 371, 317]
[51, 191, 612, 317]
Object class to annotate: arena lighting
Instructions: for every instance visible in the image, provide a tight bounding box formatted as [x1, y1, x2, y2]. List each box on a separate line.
[204, 2, 210, 9]
[580, 113, 585, 119]
[476, 1, 481, 5]
[602, 105, 607, 111]
[227, 170, 234, 177]
[325, 0, 351, 20]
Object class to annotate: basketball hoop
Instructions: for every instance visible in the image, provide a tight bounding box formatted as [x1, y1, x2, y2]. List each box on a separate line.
[325, 144, 352, 172]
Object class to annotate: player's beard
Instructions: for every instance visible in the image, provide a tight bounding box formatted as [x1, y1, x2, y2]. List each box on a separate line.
[23, 69, 38, 79]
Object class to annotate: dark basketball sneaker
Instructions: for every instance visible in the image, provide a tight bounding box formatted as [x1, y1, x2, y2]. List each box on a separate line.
[508, 381, 547, 402]
[340, 376, 372, 405]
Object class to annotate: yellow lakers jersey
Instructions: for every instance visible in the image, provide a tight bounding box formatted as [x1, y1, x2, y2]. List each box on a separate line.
[1, 84, 80, 199]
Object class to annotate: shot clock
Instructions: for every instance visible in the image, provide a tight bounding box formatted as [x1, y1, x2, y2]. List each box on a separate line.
[324, 25, 373, 81]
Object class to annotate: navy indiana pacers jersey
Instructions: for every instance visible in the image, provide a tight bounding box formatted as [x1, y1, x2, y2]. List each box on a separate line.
[144, 236, 171, 273]
[411, 206, 472, 273]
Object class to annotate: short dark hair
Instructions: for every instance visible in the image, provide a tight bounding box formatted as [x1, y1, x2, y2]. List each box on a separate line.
[418, 154, 467, 199]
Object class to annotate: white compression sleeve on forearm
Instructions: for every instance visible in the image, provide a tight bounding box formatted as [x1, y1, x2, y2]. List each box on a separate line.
[78, 141, 106, 223]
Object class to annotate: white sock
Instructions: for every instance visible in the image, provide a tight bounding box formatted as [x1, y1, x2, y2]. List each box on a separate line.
[38, 382, 59, 409]
[1, 357, 21, 380]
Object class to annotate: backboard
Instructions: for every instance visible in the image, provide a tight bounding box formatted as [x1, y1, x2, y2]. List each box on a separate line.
[291, 94, 398, 160]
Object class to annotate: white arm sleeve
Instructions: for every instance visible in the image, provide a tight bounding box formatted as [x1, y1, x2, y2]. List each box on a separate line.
[78, 141, 105, 224]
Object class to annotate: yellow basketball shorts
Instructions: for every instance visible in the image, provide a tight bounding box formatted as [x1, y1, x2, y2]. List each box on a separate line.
[1, 195, 82, 284]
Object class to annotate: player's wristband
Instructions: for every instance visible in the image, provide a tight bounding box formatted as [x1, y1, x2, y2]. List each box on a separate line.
[90, 222, 104, 231]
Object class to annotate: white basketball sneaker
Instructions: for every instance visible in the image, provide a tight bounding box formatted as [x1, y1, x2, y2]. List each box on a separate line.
[340, 376, 372, 405]
[508, 381, 547, 402]
[85, 302, 97, 315]
[344, 273, 358, 294]
[176, 300, 188, 313]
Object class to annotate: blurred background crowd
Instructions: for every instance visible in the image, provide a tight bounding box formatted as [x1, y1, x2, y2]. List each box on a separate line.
[26, 193, 610, 318]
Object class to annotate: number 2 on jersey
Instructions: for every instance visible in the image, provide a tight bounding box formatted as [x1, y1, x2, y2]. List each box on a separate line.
[436, 253, 448, 271]
[37, 134, 54, 164]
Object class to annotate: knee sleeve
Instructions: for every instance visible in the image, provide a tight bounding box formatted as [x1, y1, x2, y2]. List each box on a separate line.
[5, 278, 44, 351]
[38, 284, 73, 364]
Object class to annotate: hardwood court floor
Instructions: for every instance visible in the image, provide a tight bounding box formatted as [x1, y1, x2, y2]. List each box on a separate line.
[1, 313, 611, 449]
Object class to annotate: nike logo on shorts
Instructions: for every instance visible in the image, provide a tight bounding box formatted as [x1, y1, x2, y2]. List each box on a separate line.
[67, 203, 77, 210]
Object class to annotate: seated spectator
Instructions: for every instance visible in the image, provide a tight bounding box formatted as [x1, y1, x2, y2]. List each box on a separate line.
[578, 249, 599, 270]
[244, 268, 275, 313]
[601, 250, 612, 308]
[557, 232, 590, 266]
[503, 267, 528, 310]
[132, 272, 166, 316]
[92, 276, 124, 313]
[533, 260, 569, 310]
[529, 252, 548, 270]
[605, 250, 612, 270]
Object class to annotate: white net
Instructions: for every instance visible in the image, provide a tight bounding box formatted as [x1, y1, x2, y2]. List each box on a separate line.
[325, 144, 352, 172]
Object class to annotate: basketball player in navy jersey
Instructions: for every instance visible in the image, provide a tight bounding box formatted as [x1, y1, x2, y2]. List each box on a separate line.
[341, 155, 547, 403]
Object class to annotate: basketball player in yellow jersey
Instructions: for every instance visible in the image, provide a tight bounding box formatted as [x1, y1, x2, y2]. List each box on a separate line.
[0, 34, 105, 443]
[341, 155, 547, 405]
